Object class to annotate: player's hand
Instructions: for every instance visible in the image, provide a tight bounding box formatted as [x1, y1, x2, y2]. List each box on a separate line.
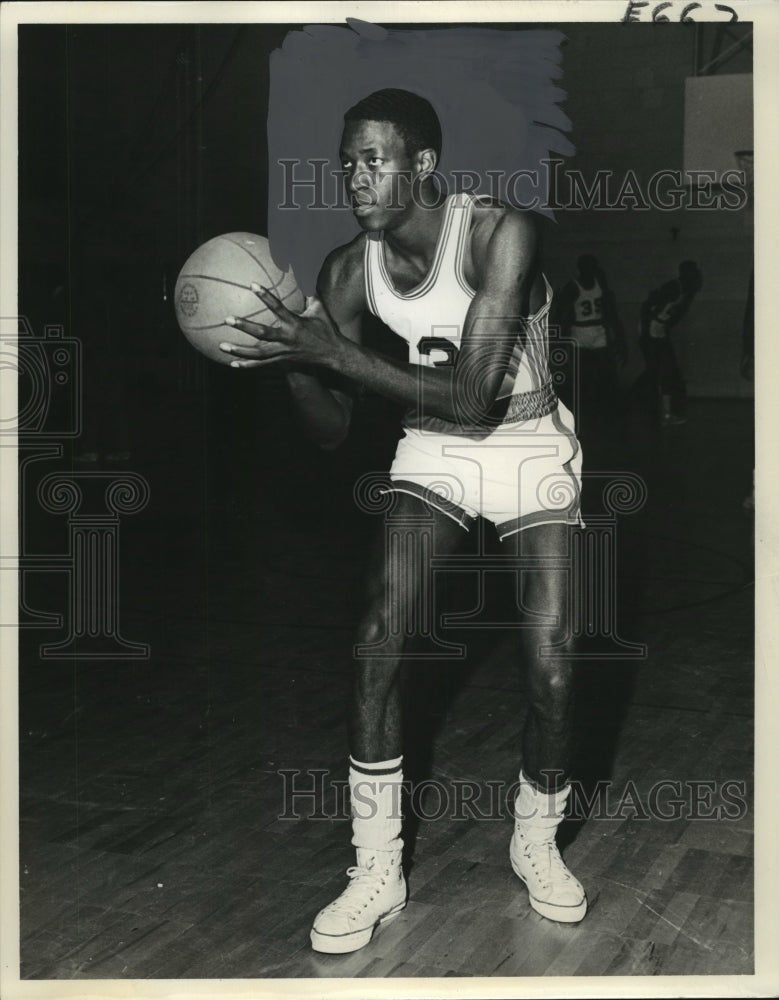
[218, 284, 342, 369]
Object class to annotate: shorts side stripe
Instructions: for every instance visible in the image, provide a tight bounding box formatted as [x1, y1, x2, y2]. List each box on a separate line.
[551, 405, 583, 517]
[496, 508, 583, 541]
[381, 479, 476, 530]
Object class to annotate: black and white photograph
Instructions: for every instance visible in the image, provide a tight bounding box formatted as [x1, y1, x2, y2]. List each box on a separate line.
[1, 1, 777, 996]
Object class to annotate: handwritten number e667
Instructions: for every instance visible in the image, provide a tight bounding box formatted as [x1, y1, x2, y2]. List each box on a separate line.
[623, 2, 738, 22]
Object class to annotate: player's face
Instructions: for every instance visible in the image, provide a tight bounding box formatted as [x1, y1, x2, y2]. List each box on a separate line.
[339, 120, 416, 230]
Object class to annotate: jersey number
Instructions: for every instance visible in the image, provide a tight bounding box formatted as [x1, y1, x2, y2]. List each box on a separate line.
[417, 336, 460, 367]
[579, 297, 602, 318]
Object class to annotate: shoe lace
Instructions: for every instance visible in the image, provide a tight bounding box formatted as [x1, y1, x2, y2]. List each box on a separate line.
[323, 864, 388, 919]
[522, 840, 573, 887]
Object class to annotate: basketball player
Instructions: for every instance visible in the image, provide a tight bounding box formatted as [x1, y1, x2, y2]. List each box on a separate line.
[639, 260, 703, 426]
[221, 89, 587, 953]
[554, 254, 626, 441]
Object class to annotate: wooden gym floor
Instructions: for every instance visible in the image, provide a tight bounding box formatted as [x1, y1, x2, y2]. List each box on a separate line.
[16, 381, 755, 981]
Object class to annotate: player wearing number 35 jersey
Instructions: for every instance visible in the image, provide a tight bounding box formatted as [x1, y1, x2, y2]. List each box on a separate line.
[221, 88, 589, 953]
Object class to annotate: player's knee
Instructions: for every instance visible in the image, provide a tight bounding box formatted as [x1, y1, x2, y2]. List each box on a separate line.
[355, 598, 393, 647]
[356, 571, 424, 648]
[526, 659, 574, 717]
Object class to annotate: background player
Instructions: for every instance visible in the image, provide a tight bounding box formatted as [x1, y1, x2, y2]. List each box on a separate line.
[221, 89, 588, 953]
[639, 260, 703, 427]
[553, 253, 626, 447]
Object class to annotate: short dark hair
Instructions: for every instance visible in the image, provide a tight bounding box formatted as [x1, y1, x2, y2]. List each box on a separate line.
[577, 254, 598, 276]
[344, 89, 442, 162]
[577, 254, 609, 289]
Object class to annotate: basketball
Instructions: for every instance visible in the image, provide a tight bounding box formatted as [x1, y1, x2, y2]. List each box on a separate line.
[174, 233, 305, 365]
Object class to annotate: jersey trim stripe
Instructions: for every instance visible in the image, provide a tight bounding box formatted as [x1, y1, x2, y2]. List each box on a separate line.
[454, 194, 476, 297]
[364, 235, 380, 315]
[375, 196, 456, 301]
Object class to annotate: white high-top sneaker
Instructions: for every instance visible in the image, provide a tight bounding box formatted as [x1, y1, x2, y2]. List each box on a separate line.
[310, 847, 406, 953]
[311, 759, 407, 954]
[509, 772, 587, 923]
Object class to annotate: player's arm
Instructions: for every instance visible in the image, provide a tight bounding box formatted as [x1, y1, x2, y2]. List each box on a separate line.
[316, 207, 538, 425]
[665, 290, 692, 328]
[651, 280, 678, 321]
[448, 208, 540, 422]
[280, 244, 365, 450]
[220, 209, 537, 427]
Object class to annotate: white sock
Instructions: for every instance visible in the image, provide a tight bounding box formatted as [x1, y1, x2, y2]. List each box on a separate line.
[349, 756, 404, 851]
[515, 770, 570, 835]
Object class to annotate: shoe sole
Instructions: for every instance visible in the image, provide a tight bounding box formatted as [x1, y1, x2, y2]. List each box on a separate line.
[510, 855, 588, 924]
[310, 901, 406, 954]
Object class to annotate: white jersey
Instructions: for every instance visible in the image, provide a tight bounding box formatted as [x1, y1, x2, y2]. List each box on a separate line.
[570, 279, 608, 350]
[364, 192, 554, 432]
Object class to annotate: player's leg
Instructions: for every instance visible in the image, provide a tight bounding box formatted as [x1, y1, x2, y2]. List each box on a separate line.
[665, 341, 687, 423]
[501, 522, 587, 923]
[657, 339, 686, 425]
[512, 523, 575, 784]
[311, 490, 466, 953]
[640, 334, 665, 425]
[348, 489, 468, 760]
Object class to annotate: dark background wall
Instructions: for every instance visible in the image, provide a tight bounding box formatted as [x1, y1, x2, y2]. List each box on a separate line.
[18, 20, 753, 432]
[19, 24, 287, 386]
[543, 24, 753, 397]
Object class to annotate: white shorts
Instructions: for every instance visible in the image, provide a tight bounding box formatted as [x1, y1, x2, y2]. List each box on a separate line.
[571, 323, 608, 351]
[385, 400, 583, 541]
